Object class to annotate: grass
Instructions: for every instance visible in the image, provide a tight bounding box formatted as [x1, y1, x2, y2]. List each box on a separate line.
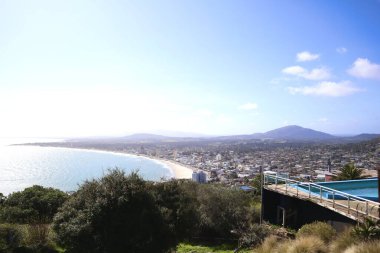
[176, 243, 251, 253]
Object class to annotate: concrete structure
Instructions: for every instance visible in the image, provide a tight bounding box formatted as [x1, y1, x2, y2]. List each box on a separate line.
[262, 174, 380, 230]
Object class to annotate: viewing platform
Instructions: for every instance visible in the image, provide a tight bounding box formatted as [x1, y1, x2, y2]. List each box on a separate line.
[262, 174, 380, 229]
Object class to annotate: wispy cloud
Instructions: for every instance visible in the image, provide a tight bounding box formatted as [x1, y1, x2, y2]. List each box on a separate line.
[296, 51, 320, 62]
[347, 58, 380, 80]
[318, 117, 328, 123]
[282, 66, 331, 80]
[282, 66, 305, 75]
[336, 47, 347, 54]
[288, 81, 362, 97]
[238, 103, 258, 110]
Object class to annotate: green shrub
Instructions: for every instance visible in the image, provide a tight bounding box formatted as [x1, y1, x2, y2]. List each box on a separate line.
[297, 221, 336, 243]
[0, 224, 23, 251]
[53, 169, 175, 253]
[238, 224, 271, 248]
[0, 186, 68, 224]
[352, 218, 380, 241]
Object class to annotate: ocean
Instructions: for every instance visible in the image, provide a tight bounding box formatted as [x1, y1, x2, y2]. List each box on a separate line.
[0, 140, 173, 195]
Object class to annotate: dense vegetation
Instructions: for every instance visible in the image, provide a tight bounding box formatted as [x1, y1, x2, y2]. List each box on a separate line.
[0, 169, 259, 252]
[1, 169, 380, 252]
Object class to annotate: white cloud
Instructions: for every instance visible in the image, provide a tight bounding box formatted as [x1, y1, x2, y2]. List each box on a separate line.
[288, 81, 362, 97]
[282, 66, 306, 75]
[318, 117, 328, 123]
[238, 103, 258, 110]
[282, 66, 331, 80]
[336, 47, 347, 54]
[303, 67, 331, 80]
[296, 51, 320, 62]
[347, 58, 380, 80]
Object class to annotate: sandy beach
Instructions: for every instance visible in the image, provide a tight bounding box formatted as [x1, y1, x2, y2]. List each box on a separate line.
[157, 159, 194, 179]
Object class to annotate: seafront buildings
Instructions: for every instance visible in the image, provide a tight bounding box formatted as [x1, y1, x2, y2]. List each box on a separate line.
[116, 139, 380, 186]
[38, 137, 380, 187]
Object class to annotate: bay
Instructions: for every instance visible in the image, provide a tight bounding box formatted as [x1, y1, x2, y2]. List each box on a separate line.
[0, 143, 173, 195]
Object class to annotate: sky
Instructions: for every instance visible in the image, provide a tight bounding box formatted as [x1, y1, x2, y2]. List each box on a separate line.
[0, 0, 380, 138]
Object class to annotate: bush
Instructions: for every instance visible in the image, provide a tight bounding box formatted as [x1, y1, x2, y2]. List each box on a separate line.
[53, 169, 175, 253]
[152, 180, 200, 244]
[238, 224, 271, 248]
[0, 224, 23, 251]
[297, 221, 336, 243]
[352, 218, 380, 241]
[0, 186, 68, 224]
[287, 236, 328, 253]
[196, 184, 255, 239]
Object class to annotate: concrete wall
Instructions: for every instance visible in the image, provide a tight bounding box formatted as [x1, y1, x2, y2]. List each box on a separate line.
[262, 188, 356, 231]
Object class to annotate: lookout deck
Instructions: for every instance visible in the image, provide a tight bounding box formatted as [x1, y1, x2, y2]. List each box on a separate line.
[263, 174, 380, 223]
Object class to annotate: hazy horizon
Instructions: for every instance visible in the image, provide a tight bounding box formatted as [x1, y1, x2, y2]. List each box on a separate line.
[1, 0, 379, 138]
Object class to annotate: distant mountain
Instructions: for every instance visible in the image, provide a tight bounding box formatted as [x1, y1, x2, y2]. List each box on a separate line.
[121, 133, 169, 141]
[150, 130, 213, 138]
[261, 125, 335, 140]
[67, 133, 204, 144]
[343, 133, 380, 142]
[66, 126, 379, 144]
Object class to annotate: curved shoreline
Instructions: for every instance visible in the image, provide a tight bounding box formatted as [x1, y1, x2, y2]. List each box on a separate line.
[31, 146, 194, 180]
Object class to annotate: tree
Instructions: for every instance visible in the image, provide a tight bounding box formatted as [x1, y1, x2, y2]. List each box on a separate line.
[152, 180, 200, 244]
[0, 185, 68, 224]
[53, 169, 175, 253]
[196, 184, 255, 240]
[335, 163, 368, 181]
[251, 174, 262, 195]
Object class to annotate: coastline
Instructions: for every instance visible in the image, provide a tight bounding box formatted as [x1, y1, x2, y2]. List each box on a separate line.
[26, 145, 194, 180]
[154, 158, 194, 179]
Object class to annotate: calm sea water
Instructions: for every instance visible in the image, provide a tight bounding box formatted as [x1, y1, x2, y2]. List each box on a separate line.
[0, 142, 173, 195]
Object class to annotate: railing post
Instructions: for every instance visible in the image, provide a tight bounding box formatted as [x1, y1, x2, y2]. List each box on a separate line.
[332, 191, 335, 208]
[320, 186, 322, 203]
[347, 196, 350, 214]
[285, 179, 288, 194]
[296, 182, 299, 197]
[366, 201, 369, 217]
[308, 184, 311, 198]
[275, 175, 278, 190]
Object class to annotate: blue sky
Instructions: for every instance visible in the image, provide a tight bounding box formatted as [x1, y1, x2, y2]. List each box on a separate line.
[0, 0, 379, 137]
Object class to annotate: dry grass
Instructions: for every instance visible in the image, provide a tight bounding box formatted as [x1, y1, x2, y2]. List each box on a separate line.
[286, 236, 328, 253]
[253, 235, 328, 253]
[343, 240, 380, 253]
[296, 221, 336, 243]
[254, 235, 283, 253]
[329, 229, 358, 253]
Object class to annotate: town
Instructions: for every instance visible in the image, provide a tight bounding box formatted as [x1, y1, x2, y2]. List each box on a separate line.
[37, 136, 380, 187]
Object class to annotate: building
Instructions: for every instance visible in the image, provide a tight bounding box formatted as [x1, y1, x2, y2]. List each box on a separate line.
[192, 171, 207, 183]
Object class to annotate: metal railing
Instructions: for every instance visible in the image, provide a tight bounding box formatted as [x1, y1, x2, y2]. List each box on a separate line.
[263, 173, 380, 221]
